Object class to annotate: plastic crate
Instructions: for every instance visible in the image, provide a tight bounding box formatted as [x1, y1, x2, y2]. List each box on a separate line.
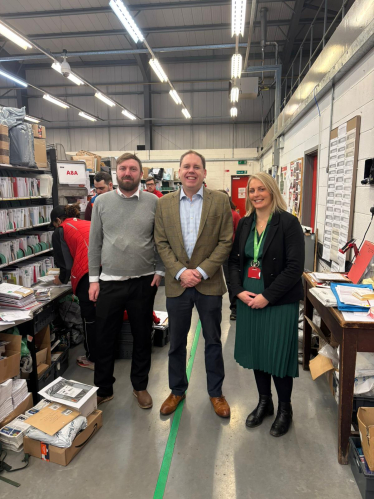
[154, 327, 169, 347]
[54, 349, 69, 379]
[349, 436, 374, 499]
[38, 364, 56, 390]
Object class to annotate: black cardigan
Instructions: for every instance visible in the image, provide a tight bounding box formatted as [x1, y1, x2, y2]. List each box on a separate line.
[228, 210, 305, 306]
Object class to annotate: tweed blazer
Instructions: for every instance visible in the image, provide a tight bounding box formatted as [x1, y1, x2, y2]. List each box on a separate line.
[155, 187, 233, 297]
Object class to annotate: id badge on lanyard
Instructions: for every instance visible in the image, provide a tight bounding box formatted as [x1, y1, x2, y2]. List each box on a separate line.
[248, 216, 271, 279]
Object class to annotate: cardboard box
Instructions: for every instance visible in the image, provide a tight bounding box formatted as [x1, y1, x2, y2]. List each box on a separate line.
[0, 124, 9, 164]
[72, 155, 95, 172]
[0, 332, 21, 383]
[358, 408, 374, 471]
[142, 167, 149, 178]
[0, 393, 32, 429]
[32, 125, 46, 139]
[22, 326, 51, 380]
[34, 138, 47, 168]
[309, 354, 334, 380]
[23, 410, 103, 466]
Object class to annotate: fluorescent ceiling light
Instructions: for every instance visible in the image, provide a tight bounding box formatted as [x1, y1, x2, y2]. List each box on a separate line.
[122, 109, 136, 120]
[43, 94, 69, 109]
[109, 0, 144, 43]
[231, 54, 242, 79]
[230, 86, 239, 103]
[182, 108, 191, 119]
[51, 62, 84, 86]
[230, 107, 238, 118]
[149, 58, 168, 83]
[232, 0, 247, 37]
[169, 89, 182, 105]
[95, 92, 116, 107]
[0, 69, 27, 88]
[0, 22, 32, 50]
[24, 115, 41, 123]
[79, 111, 97, 122]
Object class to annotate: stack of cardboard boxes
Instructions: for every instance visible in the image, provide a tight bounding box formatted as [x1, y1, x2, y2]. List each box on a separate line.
[0, 125, 10, 164]
[72, 150, 102, 172]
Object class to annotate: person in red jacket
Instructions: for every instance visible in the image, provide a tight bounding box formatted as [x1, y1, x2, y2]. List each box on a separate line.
[51, 204, 95, 370]
[145, 177, 163, 198]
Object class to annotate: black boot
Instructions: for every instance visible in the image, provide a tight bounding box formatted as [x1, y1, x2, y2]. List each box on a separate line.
[230, 307, 237, 321]
[270, 402, 293, 437]
[246, 395, 274, 428]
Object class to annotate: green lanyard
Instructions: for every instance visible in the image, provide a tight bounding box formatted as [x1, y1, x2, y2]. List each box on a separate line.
[253, 214, 272, 264]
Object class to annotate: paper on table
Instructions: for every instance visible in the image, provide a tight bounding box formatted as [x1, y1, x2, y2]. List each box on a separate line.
[0, 310, 32, 322]
[312, 273, 349, 281]
[342, 311, 374, 322]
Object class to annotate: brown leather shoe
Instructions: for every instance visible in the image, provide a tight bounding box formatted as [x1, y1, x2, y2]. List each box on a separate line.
[97, 394, 114, 406]
[210, 396, 230, 418]
[133, 389, 153, 409]
[160, 393, 186, 415]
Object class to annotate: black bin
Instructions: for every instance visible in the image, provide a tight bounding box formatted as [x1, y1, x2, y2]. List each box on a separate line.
[349, 436, 374, 499]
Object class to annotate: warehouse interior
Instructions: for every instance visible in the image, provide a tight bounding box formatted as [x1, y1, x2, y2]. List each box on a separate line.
[0, 1, 373, 498]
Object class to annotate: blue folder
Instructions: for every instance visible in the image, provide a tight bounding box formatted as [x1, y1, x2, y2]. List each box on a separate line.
[330, 282, 374, 312]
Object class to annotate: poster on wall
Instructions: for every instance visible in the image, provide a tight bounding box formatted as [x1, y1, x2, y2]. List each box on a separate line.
[287, 159, 303, 220]
[279, 166, 288, 199]
[321, 116, 361, 270]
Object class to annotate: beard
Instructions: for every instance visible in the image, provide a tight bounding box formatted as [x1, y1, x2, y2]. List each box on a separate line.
[117, 176, 141, 192]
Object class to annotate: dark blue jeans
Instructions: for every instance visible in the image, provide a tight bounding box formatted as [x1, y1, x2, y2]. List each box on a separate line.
[166, 288, 225, 398]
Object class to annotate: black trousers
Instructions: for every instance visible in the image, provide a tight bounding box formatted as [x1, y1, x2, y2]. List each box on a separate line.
[94, 275, 157, 397]
[75, 274, 96, 363]
[253, 369, 294, 404]
[222, 258, 236, 310]
[166, 288, 225, 398]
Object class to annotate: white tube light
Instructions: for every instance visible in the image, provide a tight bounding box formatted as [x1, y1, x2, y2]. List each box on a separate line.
[51, 62, 84, 86]
[122, 110, 136, 120]
[232, 0, 247, 37]
[95, 92, 116, 107]
[231, 54, 243, 79]
[230, 86, 239, 103]
[182, 108, 191, 119]
[0, 22, 32, 50]
[230, 107, 238, 118]
[24, 115, 41, 123]
[0, 69, 27, 88]
[169, 89, 182, 105]
[43, 94, 70, 109]
[79, 112, 97, 122]
[109, 0, 144, 43]
[149, 58, 168, 83]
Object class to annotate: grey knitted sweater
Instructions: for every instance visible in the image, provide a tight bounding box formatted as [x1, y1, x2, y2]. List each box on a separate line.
[88, 189, 164, 278]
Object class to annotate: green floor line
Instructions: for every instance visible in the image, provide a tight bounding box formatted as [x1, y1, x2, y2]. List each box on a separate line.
[153, 321, 201, 499]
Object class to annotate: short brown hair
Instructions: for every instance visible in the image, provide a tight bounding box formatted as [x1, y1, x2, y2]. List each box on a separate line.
[94, 171, 112, 184]
[145, 177, 155, 184]
[179, 150, 206, 169]
[116, 152, 142, 172]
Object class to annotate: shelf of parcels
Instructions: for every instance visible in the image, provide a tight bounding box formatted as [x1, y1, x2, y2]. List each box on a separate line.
[0, 196, 51, 202]
[0, 222, 50, 235]
[0, 248, 53, 269]
[0, 164, 51, 174]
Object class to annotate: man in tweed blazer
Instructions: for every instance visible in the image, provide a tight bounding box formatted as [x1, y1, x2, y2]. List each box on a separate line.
[155, 150, 233, 418]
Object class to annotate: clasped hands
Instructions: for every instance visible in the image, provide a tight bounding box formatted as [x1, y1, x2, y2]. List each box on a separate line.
[180, 269, 202, 288]
[237, 291, 269, 309]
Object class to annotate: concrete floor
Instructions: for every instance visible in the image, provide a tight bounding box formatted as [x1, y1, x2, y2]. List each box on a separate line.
[3, 287, 361, 499]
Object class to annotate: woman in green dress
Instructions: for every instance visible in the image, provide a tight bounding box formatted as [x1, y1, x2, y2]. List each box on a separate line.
[229, 172, 304, 437]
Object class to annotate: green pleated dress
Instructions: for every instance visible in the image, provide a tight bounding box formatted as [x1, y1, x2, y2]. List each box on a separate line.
[235, 219, 299, 378]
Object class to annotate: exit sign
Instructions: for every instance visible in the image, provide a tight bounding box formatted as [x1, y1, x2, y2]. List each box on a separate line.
[238, 160, 247, 165]
[236, 170, 247, 174]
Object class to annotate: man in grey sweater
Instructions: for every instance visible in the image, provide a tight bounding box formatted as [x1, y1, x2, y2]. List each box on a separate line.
[88, 152, 164, 408]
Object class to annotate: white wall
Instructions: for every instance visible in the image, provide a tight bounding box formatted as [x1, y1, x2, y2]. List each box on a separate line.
[263, 47, 374, 264]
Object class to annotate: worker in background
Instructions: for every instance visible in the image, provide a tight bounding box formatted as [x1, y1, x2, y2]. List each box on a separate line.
[84, 171, 113, 221]
[229, 173, 304, 437]
[51, 204, 96, 371]
[155, 150, 233, 419]
[145, 176, 163, 198]
[89, 153, 164, 408]
[218, 190, 241, 321]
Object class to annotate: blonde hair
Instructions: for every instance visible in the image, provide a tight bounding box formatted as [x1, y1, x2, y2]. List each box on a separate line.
[245, 172, 287, 216]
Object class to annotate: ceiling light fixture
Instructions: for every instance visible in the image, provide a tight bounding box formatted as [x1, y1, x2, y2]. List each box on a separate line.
[43, 94, 69, 109]
[122, 109, 136, 120]
[169, 89, 182, 105]
[95, 92, 116, 107]
[230, 86, 239, 103]
[109, 0, 144, 43]
[0, 22, 32, 50]
[230, 107, 238, 118]
[231, 54, 242, 79]
[51, 62, 84, 86]
[232, 0, 247, 37]
[149, 58, 168, 83]
[0, 69, 28, 88]
[182, 108, 191, 119]
[24, 115, 41, 123]
[79, 111, 97, 122]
